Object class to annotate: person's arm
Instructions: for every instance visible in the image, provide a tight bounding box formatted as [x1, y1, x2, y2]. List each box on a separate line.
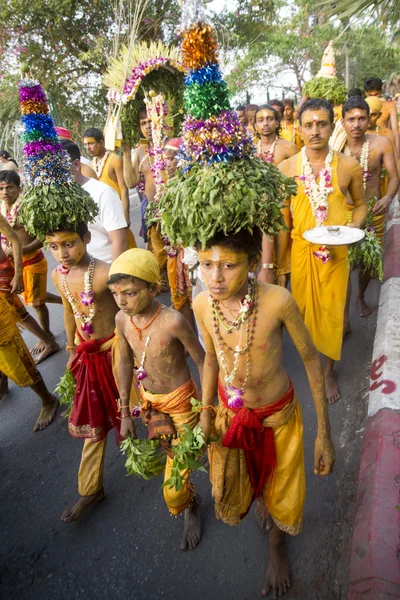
[174, 312, 205, 381]
[388, 104, 400, 155]
[108, 229, 128, 262]
[22, 237, 43, 255]
[122, 142, 140, 189]
[193, 294, 219, 439]
[372, 138, 400, 215]
[115, 314, 136, 439]
[0, 214, 23, 293]
[347, 160, 368, 228]
[284, 143, 298, 160]
[258, 234, 275, 284]
[51, 270, 76, 367]
[112, 155, 130, 224]
[281, 291, 335, 475]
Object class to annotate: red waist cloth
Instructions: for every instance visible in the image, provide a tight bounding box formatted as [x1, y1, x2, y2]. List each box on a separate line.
[219, 379, 294, 498]
[0, 256, 14, 291]
[22, 250, 45, 267]
[69, 332, 120, 443]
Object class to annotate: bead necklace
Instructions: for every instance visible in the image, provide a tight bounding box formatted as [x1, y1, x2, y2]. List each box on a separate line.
[92, 151, 110, 177]
[60, 256, 96, 336]
[210, 279, 258, 409]
[130, 301, 162, 341]
[209, 278, 256, 333]
[256, 137, 278, 163]
[299, 146, 334, 226]
[344, 140, 370, 190]
[0, 200, 21, 251]
[133, 334, 152, 392]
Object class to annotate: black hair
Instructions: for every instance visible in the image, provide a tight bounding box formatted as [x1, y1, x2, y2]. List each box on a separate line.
[138, 109, 148, 123]
[107, 273, 151, 288]
[196, 227, 262, 265]
[0, 150, 18, 167]
[342, 96, 370, 118]
[0, 170, 21, 187]
[47, 222, 89, 242]
[348, 87, 363, 98]
[299, 98, 334, 125]
[245, 104, 259, 115]
[236, 105, 246, 111]
[62, 141, 81, 162]
[283, 98, 295, 108]
[364, 78, 383, 92]
[269, 99, 284, 114]
[83, 127, 104, 142]
[255, 104, 282, 136]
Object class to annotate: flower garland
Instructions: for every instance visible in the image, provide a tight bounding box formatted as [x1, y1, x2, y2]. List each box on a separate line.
[59, 257, 96, 336]
[133, 334, 152, 394]
[122, 58, 185, 104]
[0, 200, 21, 251]
[209, 278, 257, 409]
[299, 146, 334, 226]
[256, 137, 278, 164]
[344, 140, 370, 190]
[92, 151, 110, 178]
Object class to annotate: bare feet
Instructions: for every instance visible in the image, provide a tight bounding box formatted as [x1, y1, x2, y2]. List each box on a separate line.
[61, 488, 105, 523]
[343, 318, 352, 337]
[325, 371, 340, 404]
[256, 499, 273, 531]
[356, 297, 374, 318]
[262, 526, 291, 598]
[33, 341, 60, 365]
[0, 373, 8, 401]
[180, 495, 201, 550]
[33, 395, 59, 431]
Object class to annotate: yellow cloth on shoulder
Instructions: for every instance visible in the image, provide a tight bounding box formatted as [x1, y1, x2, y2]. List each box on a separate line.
[209, 393, 304, 535]
[291, 151, 349, 361]
[280, 121, 302, 150]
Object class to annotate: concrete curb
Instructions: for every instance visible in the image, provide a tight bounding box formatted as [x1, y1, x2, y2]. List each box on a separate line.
[348, 197, 400, 599]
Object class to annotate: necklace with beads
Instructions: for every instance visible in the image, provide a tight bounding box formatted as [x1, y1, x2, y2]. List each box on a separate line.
[256, 137, 278, 163]
[299, 146, 334, 226]
[133, 334, 152, 393]
[130, 301, 162, 341]
[60, 256, 96, 336]
[210, 278, 257, 409]
[344, 140, 370, 190]
[92, 151, 110, 177]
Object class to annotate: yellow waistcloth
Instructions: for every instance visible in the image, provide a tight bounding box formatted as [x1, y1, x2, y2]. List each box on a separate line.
[291, 151, 349, 361]
[148, 226, 168, 269]
[141, 378, 199, 515]
[0, 296, 39, 386]
[209, 393, 304, 535]
[22, 250, 48, 307]
[167, 252, 190, 311]
[372, 212, 385, 247]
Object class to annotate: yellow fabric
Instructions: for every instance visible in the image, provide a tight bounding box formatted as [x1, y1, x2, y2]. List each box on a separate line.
[0, 296, 39, 386]
[291, 151, 349, 361]
[22, 252, 48, 307]
[148, 226, 168, 269]
[109, 248, 160, 283]
[366, 96, 383, 113]
[346, 203, 354, 224]
[372, 212, 385, 247]
[141, 378, 199, 515]
[167, 255, 189, 311]
[126, 228, 137, 250]
[333, 105, 342, 123]
[209, 396, 305, 535]
[78, 437, 107, 496]
[280, 121, 302, 150]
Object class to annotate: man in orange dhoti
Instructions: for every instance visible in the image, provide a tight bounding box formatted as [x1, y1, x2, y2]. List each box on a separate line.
[108, 249, 205, 550]
[274, 99, 367, 403]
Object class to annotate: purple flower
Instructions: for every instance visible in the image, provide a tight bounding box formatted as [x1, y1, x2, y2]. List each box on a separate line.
[131, 406, 141, 418]
[79, 291, 94, 306]
[56, 264, 70, 274]
[227, 386, 245, 409]
[81, 322, 94, 335]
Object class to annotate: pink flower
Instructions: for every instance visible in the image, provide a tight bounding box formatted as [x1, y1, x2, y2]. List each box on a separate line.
[56, 264, 70, 274]
[79, 291, 94, 306]
[227, 386, 245, 409]
[81, 322, 94, 335]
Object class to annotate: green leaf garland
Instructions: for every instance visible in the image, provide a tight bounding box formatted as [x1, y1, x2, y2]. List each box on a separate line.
[54, 368, 76, 418]
[302, 77, 347, 105]
[120, 436, 166, 480]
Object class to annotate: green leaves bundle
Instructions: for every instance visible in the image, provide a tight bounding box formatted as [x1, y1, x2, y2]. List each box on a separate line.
[120, 437, 166, 480]
[18, 183, 98, 242]
[163, 424, 207, 491]
[302, 77, 347, 105]
[54, 368, 76, 418]
[158, 158, 297, 248]
[348, 230, 383, 279]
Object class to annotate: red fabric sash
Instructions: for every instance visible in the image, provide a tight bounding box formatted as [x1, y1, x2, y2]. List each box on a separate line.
[22, 250, 45, 267]
[69, 332, 120, 443]
[219, 379, 294, 498]
[0, 256, 14, 291]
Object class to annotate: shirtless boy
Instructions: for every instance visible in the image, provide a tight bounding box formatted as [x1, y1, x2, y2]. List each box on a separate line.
[342, 96, 399, 318]
[0, 170, 60, 362]
[364, 77, 400, 154]
[193, 227, 335, 597]
[108, 248, 205, 550]
[49, 223, 121, 523]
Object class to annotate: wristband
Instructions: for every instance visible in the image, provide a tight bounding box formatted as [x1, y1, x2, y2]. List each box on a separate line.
[66, 344, 77, 352]
[262, 263, 274, 270]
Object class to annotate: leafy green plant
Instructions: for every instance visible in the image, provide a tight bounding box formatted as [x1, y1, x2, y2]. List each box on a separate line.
[120, 436, 166, 480]
[302, 77, 347, 105]
[54, 369, 76, 418]
[348, 198, 383, 279]
[163, 424, 208, 491]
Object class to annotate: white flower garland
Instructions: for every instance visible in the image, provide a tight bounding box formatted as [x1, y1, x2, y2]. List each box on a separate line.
[256, 137, 278, 163]
[344, 140, 370, 190]
[92, 151, 110, 178]
[299, 146, 334, 226]
[60, 256, 96, 336]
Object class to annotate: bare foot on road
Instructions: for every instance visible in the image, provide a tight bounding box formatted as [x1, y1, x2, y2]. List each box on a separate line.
[256, 500, 273, 531]
[356, 297, 374, 318]
[180, 495, 201, 550]
[262, 527, 291, 598]
[33, 396, 59, 431]
[325, 372, 340, 404]
[61, 488, 105, 523]
[343, 318, 352, 337]
[33, 341, 60, 365]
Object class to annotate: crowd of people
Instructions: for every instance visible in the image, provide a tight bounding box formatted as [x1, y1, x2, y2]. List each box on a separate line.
[0, 71, 399, 599]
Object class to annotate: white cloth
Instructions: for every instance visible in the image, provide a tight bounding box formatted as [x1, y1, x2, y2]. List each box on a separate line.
[80, 156, 91, 166]
[82, 178, 127, 263]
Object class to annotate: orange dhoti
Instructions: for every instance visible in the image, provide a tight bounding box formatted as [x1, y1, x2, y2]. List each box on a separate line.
[22, 249, 47, 307]
[167, 247, 192, 311]
[140, 378, 199, 515]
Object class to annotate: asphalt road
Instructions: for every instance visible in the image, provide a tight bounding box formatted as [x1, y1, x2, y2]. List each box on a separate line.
[0, 206, 379, 600]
